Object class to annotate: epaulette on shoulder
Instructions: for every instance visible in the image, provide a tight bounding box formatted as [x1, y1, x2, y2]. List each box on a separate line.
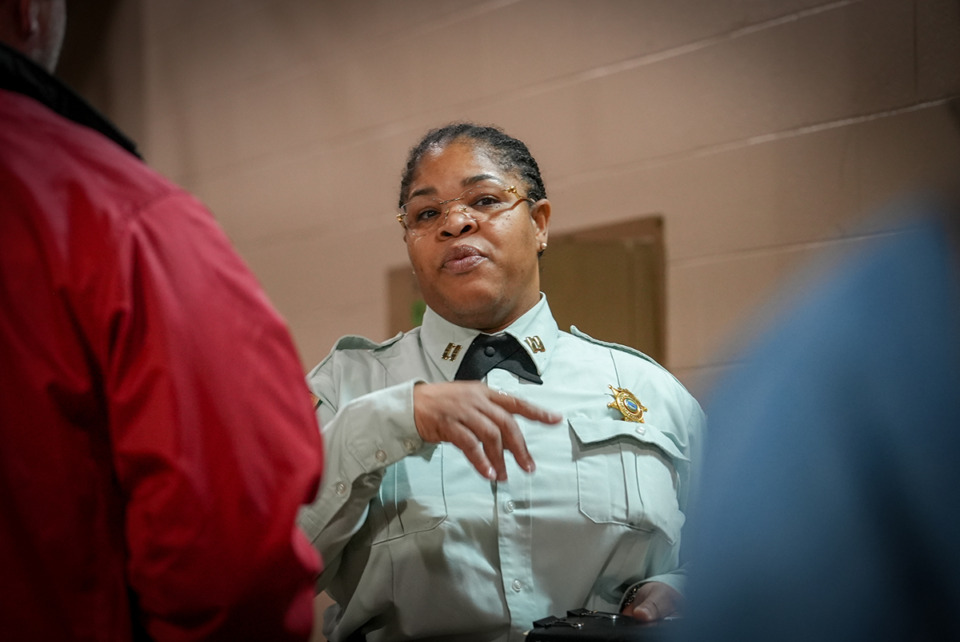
[569, 325, 665, 371]
[311, 332, 406, 375]
[332, 332, 404, 352]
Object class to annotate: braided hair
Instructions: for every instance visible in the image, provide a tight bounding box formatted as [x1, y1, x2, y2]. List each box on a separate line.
[398, 123, 547, 208]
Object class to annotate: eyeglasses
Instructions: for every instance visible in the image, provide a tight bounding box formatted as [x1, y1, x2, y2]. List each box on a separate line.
[397, 179, 533, 236]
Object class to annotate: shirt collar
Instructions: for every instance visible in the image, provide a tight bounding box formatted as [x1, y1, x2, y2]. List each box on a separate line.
[421, 295, 559, 381]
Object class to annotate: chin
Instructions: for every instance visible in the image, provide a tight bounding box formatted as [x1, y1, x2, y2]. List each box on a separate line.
[434, 293, 504, 329]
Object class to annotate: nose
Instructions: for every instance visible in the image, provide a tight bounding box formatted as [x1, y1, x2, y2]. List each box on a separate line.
[439, 204, 477, 237]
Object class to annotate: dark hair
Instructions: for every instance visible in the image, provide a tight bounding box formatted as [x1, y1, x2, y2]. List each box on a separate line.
[398, 123, 547, 207]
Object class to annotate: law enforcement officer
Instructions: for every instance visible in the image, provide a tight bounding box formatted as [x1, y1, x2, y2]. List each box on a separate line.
[299, 123, 705, 642]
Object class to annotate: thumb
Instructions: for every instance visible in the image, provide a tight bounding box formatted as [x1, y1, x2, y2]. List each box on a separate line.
[633, 604, 657, 622]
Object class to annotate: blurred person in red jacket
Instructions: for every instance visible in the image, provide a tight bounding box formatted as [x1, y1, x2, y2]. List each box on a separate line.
[0, 1, 323, 639]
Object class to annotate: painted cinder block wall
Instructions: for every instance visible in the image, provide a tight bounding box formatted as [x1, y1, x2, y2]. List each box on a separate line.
[87, 0, 960, 398]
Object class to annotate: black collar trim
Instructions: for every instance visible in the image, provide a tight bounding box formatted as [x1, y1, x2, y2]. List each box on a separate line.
[0, 42, 141, 159]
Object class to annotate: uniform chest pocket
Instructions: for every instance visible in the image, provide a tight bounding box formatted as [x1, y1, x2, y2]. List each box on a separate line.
[368, 445, 447, 544]
[569, 418, 687, 544]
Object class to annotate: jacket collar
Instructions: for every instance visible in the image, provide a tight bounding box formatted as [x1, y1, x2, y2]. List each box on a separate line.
[421, 295, 559, 382]
[0, 42, 140, 158]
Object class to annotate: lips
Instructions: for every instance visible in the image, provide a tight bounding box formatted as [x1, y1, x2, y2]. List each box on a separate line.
[441, 244, 486, 273]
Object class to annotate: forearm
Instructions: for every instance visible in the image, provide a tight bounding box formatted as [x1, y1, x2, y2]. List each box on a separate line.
[298, 380, 427, 587]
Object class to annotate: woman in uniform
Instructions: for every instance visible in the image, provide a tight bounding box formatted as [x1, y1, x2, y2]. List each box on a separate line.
[299, 123, 705, 642]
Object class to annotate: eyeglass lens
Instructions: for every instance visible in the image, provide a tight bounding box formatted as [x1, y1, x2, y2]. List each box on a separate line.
[400, 182, 526, 233]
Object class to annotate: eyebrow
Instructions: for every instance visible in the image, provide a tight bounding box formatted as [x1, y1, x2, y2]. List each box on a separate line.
[407, 174, 500, 200]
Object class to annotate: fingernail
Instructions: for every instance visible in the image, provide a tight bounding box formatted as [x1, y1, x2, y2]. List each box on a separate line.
[486, 466, 497, 480]
[524, 461, 536, 473]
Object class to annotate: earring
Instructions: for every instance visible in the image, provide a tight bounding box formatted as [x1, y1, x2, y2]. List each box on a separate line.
[539, 242, 548, 251]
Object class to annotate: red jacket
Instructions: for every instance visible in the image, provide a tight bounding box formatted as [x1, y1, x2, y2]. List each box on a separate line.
[0, 46, 323, 641]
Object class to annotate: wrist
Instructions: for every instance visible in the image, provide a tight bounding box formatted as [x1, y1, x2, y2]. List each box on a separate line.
[621, 583, 642, 609]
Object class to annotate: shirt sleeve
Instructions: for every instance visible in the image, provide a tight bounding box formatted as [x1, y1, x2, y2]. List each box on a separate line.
[662, 384, 707, 595]
[80, 189, 323, 641]
[611, 349, 707, 600]
[619, 394, 704, 603]
[298, 352, 425, 591]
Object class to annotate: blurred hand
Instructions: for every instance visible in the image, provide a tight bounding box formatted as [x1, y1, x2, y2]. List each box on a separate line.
[621, 581, 684, 622]
[413, 382, 562, 481]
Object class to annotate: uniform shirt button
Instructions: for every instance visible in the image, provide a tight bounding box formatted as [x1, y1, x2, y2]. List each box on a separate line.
[504, 500, 516, 513]
[484, 346, 496, 357]
[335, 481, 348, 496]
[375, 449, 388, 463]
[511, 579, 523, 592]
[403, 438, 418, 453]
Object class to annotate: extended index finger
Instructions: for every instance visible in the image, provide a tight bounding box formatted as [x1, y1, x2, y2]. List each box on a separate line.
[488, 390, 563, 425]
[486, 390, 563, 475]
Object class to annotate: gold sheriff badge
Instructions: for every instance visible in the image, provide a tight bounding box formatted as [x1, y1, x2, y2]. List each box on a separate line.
[607, 385, 647, 423]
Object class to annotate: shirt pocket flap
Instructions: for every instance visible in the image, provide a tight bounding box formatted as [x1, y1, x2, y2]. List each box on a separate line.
[569, 417, 689, 464]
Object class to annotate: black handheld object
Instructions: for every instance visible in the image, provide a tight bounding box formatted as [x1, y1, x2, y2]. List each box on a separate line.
[526, 609, 677, 641]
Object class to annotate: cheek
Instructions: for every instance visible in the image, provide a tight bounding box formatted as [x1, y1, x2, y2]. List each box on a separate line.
[405, 237, 432, 275]
[503, 218, 540, 254]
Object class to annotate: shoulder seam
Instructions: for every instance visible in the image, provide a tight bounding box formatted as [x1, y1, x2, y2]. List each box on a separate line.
[332, 331, 405, 352]
[569, 325, 662, 369]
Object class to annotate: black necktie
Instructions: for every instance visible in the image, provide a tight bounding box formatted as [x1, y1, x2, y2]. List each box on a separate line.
[454, 334, 542, 384]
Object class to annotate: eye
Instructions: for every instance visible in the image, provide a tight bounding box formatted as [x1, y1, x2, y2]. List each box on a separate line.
[469, 193, 504, 212]
[413, 207, 441, 224]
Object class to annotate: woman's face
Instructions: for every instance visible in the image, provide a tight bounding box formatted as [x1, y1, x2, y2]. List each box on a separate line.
[403, 140, 550, 333]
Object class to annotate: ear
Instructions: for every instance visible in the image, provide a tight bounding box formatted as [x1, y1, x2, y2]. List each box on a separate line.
[17, 0, 38, 36]
[530, 198, 551, 248]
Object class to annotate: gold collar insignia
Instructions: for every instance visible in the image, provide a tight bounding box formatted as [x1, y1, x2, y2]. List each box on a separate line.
[442, 343, 462, 361]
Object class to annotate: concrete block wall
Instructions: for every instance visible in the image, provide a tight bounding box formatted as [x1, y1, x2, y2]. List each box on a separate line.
[97, 0, 960, 398]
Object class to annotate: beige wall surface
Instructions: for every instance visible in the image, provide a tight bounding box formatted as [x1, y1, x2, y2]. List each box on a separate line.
[79, 0, 960, 398]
